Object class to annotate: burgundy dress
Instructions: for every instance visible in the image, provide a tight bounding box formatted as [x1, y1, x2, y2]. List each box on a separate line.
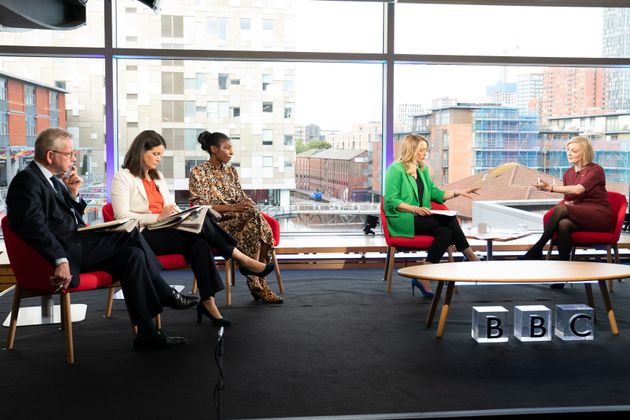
[561, 163, 613, 232]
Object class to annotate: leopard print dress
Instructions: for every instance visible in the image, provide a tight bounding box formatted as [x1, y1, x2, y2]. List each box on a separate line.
[189, 161, 274, 260]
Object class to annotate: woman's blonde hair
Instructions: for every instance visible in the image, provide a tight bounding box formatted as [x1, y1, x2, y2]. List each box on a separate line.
[566, 136, 594, 166]
[398, 134, 429, 176]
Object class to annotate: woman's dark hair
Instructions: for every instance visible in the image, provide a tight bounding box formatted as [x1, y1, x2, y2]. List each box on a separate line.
[197, 131, 229, 156]
[122, 130, 167, 179]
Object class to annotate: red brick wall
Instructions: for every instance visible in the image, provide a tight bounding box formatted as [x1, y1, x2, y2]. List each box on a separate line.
[7, 80, 25, 146]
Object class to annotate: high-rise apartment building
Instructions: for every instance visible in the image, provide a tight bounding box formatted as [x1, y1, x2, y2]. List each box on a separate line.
[540, 68, 608, 124]
[603, 8, 630, 111]
[516, 72, 543, 115]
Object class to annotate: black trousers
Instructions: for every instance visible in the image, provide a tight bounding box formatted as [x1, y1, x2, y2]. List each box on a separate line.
[141, 215, 237, 301]
[414, 214, 470, 263]
[73, 228, 172, 335]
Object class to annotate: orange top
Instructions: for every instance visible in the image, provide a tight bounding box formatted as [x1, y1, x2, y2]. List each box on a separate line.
[142, 178, 164, 214]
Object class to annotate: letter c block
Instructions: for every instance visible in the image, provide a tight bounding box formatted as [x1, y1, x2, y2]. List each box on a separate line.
[555, 304, 594, 341]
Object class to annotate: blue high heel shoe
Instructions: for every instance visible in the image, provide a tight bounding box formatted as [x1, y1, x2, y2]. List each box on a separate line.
[411, 278, 434, 299]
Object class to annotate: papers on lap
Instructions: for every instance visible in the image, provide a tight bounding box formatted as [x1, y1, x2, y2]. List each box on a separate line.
[431, 209, 458, 217]
[146, 205, 220, 234]
[78, 218, 138, 233]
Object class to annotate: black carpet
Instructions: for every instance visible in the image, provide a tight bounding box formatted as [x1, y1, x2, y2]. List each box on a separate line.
[1, 268, 630, 419]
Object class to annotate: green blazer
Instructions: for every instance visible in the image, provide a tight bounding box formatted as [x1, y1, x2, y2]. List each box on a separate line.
[384, 161, 445, 238]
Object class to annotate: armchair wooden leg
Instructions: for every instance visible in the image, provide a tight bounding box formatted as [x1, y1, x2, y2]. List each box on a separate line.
[607, 245, 614, 292]
[272, 250, 284, 293]
[191, 277, 198, 295]
[545, 243, 554, 260]
[7, 285, 21, 350]
[105, 287, 116, 318]
[61, 293, 75, 365]
[385, 246, 396, 294]
[154, 314, 162, 331]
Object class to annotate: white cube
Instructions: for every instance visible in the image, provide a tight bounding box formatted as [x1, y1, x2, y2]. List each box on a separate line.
[472, 306, 509, 343]
[554, 304, 594, 341]
[514, 305, 552, 342]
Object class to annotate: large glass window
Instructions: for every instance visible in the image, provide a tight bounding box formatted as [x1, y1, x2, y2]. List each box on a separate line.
[115, 0, 383, 53]
[394, 63, 629, 193]
[117, 59, 381, 232]
[0, 56, 106, 220]
[396, 4, 610, 58]
[0, 0, 104, 47]
[1, 1, 627, 233]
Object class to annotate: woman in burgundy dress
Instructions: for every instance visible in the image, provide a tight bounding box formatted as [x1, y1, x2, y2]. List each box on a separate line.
[520, 136, 613, 262]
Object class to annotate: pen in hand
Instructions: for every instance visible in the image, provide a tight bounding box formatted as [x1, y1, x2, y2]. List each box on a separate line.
[53, 282, 65, 293]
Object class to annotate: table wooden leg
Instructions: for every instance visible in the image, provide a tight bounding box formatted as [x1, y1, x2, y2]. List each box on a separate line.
[436, 281, 455, 338]
[584, 283, 596, 323]
[426, 281, 444, 327]
[598, 280, 619, 335]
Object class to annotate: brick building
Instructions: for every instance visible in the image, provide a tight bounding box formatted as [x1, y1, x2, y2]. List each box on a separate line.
[0, 71, 66, 186]
[295, 149, 370, 201]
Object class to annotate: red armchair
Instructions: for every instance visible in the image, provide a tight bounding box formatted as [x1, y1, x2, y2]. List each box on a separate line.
[380, 199, 453, 294]
[103, 203, 186, 323]
[543, 191, 627, 290]
[2, 216, 119, 364]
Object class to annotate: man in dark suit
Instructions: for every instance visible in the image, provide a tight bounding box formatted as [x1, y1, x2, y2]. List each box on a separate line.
[6, 127, 199, 351]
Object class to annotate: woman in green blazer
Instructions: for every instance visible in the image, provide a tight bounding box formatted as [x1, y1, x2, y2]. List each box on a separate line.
[384, 134, 481, 297]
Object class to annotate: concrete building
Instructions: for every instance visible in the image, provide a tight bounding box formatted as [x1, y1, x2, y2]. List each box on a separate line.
[486, 81, 516, 107]
[327, 121, 382, 151]
[396, 103, 423, 131]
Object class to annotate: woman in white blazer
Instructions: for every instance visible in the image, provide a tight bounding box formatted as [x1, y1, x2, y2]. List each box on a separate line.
[111, 130, 274, 326]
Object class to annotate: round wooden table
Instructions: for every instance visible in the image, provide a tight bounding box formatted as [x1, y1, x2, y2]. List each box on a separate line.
[398, 260, 630, 338]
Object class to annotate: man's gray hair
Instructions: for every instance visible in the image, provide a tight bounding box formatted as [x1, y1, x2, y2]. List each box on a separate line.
[34, 128, 72, 162]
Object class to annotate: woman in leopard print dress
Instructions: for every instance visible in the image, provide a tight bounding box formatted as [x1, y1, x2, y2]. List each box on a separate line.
[189, 131, 282, 304]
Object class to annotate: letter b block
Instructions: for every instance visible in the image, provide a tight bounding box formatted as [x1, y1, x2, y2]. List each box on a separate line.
[514, 305, 551, 342]
[555, 304, 594, 341]
[472, 306, 509, 343]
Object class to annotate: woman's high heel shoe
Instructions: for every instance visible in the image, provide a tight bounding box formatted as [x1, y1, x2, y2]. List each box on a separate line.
[239, 262, 275, 278]
[411, 278, 434, 299]
[196, 303, 231, 327]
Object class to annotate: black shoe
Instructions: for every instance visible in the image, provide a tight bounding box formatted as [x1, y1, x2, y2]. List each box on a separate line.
[550, 283, 566, 289]
[517, 251, 543, 260]
[196, 303, 231, 327]
[239, 262, 275, 278]
[163, 288, 199, 310]
[133, 331, 187, 352]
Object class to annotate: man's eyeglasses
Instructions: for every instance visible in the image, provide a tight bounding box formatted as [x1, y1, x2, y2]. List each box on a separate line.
[51, 150, 79, 159]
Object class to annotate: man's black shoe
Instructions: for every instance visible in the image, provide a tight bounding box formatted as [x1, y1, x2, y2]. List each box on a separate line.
[133, 331, 188, 352]
[549, 283, 566, 289]
[163, 288, 199, 309]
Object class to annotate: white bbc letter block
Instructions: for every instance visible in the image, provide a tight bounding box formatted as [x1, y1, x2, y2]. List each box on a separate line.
[472, 306, 509, 343]
[514, 305, 552, 342]
[555, 304, 594, 341]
